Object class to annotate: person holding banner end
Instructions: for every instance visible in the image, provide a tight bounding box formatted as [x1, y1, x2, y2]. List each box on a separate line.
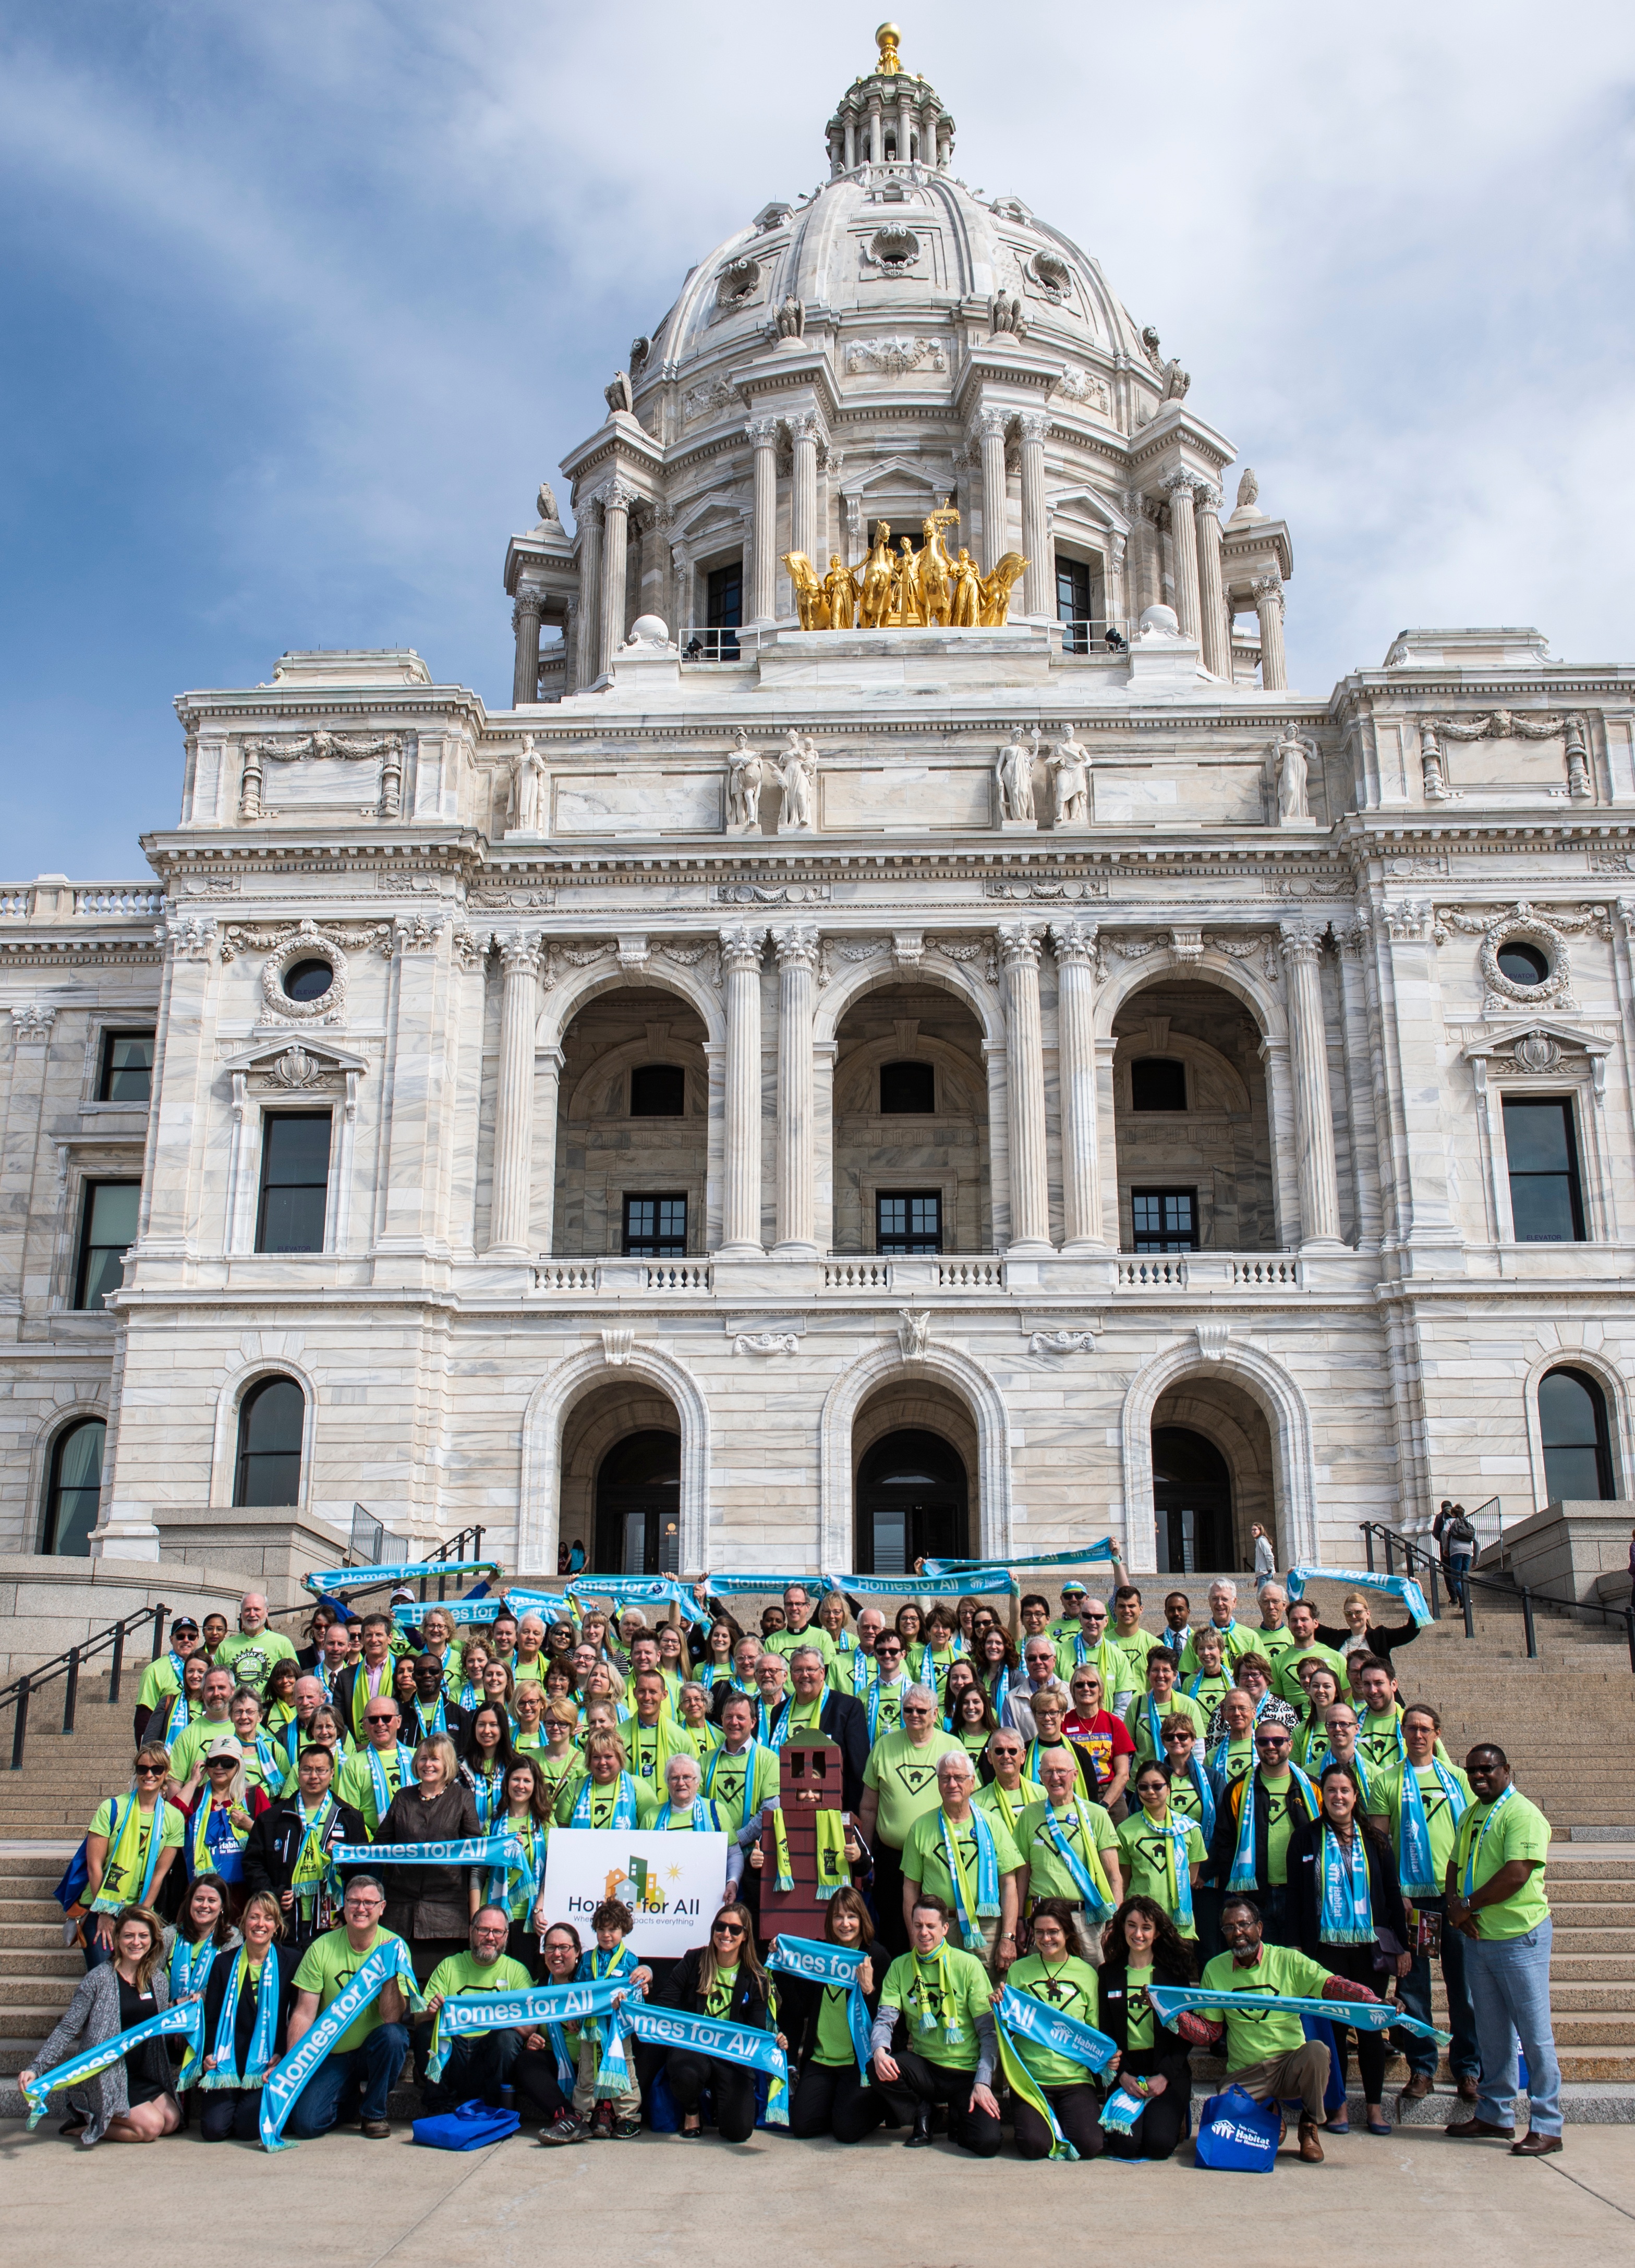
[284, 1875, 412, 2139]
[20, 1904, 183, 2147]
[871, 1893, 1002, 2156]
[657, 1904, 785, 2142]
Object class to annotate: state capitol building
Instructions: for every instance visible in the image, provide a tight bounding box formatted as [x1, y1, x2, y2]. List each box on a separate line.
[5, 27, 1631, 1589]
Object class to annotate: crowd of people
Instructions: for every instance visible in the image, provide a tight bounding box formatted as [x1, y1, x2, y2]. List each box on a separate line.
[21, 1566, 1564, 2163]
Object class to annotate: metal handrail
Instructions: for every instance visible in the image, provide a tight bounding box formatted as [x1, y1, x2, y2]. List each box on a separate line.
[2, 1602, 169, 1770]
[1358, 1518, 1635, 1670]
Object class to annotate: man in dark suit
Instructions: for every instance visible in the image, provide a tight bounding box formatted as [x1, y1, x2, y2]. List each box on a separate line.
[768, 1644, 868, 1809]
[403, 1652, 470, 1747]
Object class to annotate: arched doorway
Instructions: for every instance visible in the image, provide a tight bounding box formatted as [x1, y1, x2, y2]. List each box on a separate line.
[594, 1429, 681, 1574]
[855, 1429, 968, 1574]
[1152, 1425, 1233, 1573]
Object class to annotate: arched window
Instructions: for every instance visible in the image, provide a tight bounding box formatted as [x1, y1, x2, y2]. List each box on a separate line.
[41, 1417, 105, 1556]
[234, 1376, 305, 1507]
[1538, 1367, 1615, 1504]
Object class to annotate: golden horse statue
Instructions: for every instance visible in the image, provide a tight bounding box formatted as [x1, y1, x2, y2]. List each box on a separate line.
[781, 550, 829, 630]
[781, 512, 1027, 632]
[978, 553, 1029, 628]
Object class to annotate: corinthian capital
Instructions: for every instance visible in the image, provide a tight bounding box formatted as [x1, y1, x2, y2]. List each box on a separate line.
[747, 416, 782, 447]
[1194, 482, 1224, 518]
[500, 930, 543, 975]
[771, 923, 820, 967]
[1050, 918, 1100, 968]
[1251, 570, 1285, 609]
[997, 921, 1045, 969]
[1162, 467, 1205, 502]
[511, 588, 545, 628]
[971, 406, 1009, 444]
[1278, 921, 1323, 967]
[718, 924, 768, 970]
[602, 476, 640, 516]
[787, 412, 824, 447]
[1016, 410, 1048, 445]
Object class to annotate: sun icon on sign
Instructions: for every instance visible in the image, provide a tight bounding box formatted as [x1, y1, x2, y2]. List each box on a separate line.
[666, 1865, 684, 1882]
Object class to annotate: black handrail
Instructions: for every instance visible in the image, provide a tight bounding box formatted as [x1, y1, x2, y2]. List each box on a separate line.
[1358, 1519, 1634, 1670]
[2, 1602, 169, 1771]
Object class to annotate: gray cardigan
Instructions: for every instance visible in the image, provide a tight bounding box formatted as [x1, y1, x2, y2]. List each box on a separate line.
[29, 1961, 174, 2145]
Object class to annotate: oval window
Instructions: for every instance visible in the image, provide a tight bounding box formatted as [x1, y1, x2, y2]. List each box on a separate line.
[283, 958, 334, 1003]
[1497, 941, 1548, 987]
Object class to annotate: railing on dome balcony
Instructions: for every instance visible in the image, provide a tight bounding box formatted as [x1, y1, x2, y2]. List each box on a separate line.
[0, 881, 165, 919]
[680, 628, 744, 663]
[1056, 619, 1132, 657]
[1358, 1516, 1635, 1669]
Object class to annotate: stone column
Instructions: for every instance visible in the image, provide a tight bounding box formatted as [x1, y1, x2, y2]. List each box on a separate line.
[598, 479, 636, 677]
[898, 87, 914, 163]
[1279, 923, 1343, 1249]
[1105, 533, 1128, 632]
[575, 498, 603, 690]
[999, 923, 1051, 1253]
[562, 598, 578, 696]
[748, 418, 781, 625]
[843, 115, 856, 169]
[866, 94, 882, 162]
[1194, 484, 1230, 678]
[1254, 573, 1288, 691]
[973, 409, 1009, 573]
[1162, 470, 1203, 641]
[487, 933, 541, 1255]
[1017, 411, 1050, 618]
[922, 100, 940, 165]
[790, 415, 821, 569]
[771, 924, 820, 1253]
[1051, 920, 1105, 1249]
[1335, 919, 1383, 1249]
[511, 588, 543, 708]
[718, 925, 767, 1253]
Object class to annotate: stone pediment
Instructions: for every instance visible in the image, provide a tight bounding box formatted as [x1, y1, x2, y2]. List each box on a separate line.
[223, 1035, 369, 1108]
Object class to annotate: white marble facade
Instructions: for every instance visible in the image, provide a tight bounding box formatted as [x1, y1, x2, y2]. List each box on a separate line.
[5, 38, 1635, 1582]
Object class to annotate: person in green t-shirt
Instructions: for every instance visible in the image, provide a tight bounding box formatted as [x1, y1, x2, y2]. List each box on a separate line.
[858, 1691, 963, 1953]
[900, 1751, 1023, 1964]
[1015, 1749, 1124, 1954]
[83, 1746, 185, 1947]
[1126, 1650, 1208, 1764]
[167, 1665, 239, 1798]
[1385, 1703, 1479, 2109]
[765, 1584, 839, 1673]
[1109, 1585, 1158, 1685]
[1252, 1583, 1297, 1659]
[1116, 1762, 1208, 1936]
[1195, 1895, 1360, 2158]
[625, 1671, 698, 1785]
[1178, 1581, 1257, 1675]
[1352, 1657, 1410, 1776]
[419, 1906, 534, 2110]
[214, 1592, 300, 1697]
[286, 1874, 415, 2138]
[1003, 1897, 1105, 2160]
[873, 1893, 1002, 2155]
[1177, 1627, 1233, 1722]
[1444, 1746, 1561, 2152]
[133, 1614, 201, 1738]
[1270, 1603, 1347, 1705]
[973, 1728, 1047, 1843]
[335, 1697, 417, 1832]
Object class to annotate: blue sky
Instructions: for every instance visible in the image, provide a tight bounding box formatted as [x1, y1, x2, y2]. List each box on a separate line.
[3, 0, 1632, 878]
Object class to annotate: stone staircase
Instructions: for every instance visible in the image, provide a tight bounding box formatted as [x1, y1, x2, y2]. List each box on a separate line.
[1, 1579, 1630, 2116]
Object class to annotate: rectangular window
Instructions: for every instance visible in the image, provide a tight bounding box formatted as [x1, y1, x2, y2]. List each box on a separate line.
[75, 1181, 140, 1309]
[1504, 1098, 1586, 1242]
[623, 1193, 687, 1257]
[1131, 1189, 1198, 1251]
[99, 1031, 155, 1103]
[876, 1191, 942, 1255]
[257, 1112, 332, 1253]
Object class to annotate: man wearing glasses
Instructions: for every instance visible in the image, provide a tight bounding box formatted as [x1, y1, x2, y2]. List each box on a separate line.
[1003, 1635, 1066, 1739]
[858, 1686, 962, 1956]
[859, 1631, 913, 1742]
[1206, 1723, 1320, 1946]
[419, 1907, 535, 2113]
[336, 1698, 417, 1833]
[286, 1875, 413, 2140]
[1055, 1595, 1139, 1711]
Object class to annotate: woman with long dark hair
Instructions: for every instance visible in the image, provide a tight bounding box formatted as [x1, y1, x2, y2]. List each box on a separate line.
[973, 1625, 1016, 1716]
[778, 1885, 889, 2144]
[1096, 1894, 1198, 2162]
[655, 1903, 785, 2142]
[458, 1703, 516, 1831]
[1288, 1760, 1412, 2136]
[161, 1873, 238, 2005]
[21, 1904, 182, 2145]
[950, 1682, 999, 1760]
[1002, 1894, 1105, 2160]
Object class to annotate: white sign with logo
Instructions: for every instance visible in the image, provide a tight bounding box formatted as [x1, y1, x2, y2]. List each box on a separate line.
[541, 1828, 730, 1959]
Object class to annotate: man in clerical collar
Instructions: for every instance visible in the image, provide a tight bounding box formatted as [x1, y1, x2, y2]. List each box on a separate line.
[767, 1584, 838, 1672]
[1160, 1591, 1193, 1655]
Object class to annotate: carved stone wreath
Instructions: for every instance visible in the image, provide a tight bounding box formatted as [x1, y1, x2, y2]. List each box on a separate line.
[1433, 899, 1608, 1015]
[259, 921, 349, 1024]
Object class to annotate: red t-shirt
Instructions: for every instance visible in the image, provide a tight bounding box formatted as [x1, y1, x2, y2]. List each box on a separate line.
[1061, 1709, 1134, 1791]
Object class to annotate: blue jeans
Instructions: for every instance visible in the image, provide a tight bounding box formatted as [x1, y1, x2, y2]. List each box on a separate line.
[1395, 1898, 1478, 2080]
[423, 2026, 522, 2113]
[1467, 1920, 1561, 2137]
[1447, 1552, 1472, 1606]
[286, 2023, 411, 2136]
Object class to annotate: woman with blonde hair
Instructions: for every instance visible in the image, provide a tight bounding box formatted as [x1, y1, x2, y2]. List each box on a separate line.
[81, 1743, 184, 1967]
[196, 1889, 299, 2141]
[376, 1734, 481, 1991]
[20, 1904, 181, 2145]
[538, 1698, 586, 1808]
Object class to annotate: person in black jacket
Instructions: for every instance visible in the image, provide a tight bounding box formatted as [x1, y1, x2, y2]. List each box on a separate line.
[1205, 1723, 1319, 1945]
[776, 1885, 890, 2144]
[402, 1652, 470, 1749]
[762, 1647, 869, 1808]
[1313, 1590, 1420, 1666]
[240, 1746, 368, 1952]
[196, 1891, 299, 2141]
[1288, 1761, 1413, 2136]
[1096, 1894, 1200, 2162]
[656, 1903, 786, 2142]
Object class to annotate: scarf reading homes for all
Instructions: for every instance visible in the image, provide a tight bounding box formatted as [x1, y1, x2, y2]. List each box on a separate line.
[620, 1999, 789, 2125]
[22, 1999, 206, 2127]
[425, 1973, 632, 2087]
[259, 1938, 424, 2149]
[993, 1984, 1119, 2162]
[1147, 1982, 1450, 2046]
[768, 1935, 873, 2078]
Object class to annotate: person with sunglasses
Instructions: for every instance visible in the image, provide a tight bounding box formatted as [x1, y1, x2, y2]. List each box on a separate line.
[181, 1738, 270, 1915]
[132, 1615, 201, 1743]
[1061, 1666, 1134, 1813]
[973, 1729, 1046, 1840]
[81, 1746, 185, 1967]
[1003, 1634, 1068, 1739]
[858, 1629, 913, 1741]
[1206, 1721, 1320, 1945]
[655, 1904, 785, 2142]
[858, 1686, 963, 1956]
[336, 1697, 419, 1833]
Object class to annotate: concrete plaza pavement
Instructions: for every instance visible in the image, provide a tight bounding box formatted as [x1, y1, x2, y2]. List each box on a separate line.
[3, 2120, 1633, 2267]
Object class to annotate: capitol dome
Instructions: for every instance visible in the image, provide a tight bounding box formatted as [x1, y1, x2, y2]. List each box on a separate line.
[508, 25, 1293, 699]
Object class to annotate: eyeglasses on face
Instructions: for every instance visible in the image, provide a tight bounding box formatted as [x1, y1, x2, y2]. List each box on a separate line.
[713, 1921, 746, 1938]
[135, 1764, 166, 1777]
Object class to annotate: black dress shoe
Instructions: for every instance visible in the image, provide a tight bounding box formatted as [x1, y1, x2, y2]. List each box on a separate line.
[1445, 2116, 1515, 2140]
[904, 2104, 934, 2148]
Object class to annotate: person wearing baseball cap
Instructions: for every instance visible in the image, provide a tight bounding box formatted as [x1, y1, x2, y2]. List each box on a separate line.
[132, 1616, 202, 1745]
[1049, 1580, 1089, 1640]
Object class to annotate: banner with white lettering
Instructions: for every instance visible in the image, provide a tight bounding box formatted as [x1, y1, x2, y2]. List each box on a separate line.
[542, 1828, 729, 1959]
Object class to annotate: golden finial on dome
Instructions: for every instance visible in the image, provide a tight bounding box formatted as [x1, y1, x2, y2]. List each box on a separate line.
[875, 22, 904, 77]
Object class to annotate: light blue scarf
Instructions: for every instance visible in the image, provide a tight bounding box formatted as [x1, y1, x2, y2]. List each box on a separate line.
[1150, 1981, 1449, 2046]
[653, 1798, 720, 1833]
[767, 1935, 872, 2080]
[260, 1938, 423, 2149]
[1173, 1750, 1217, 1844]
[939, 1808, 1001, 1949]
[1041, 1800, 1117, 1919]
[197, 1946, 283, 2090]
[1140, 1808, 1197, 1933]
[1319, 1824, 1375, 1943]
[365, 1742, 418, 1822]
[570, 1772, 640, 1830]
[1226, 1765, 1318, 1893]
[1283, 1565, 1432, 1627]
[865, 1674, 910, 1742]
[23, 1999, 204, 2127]
[618, 1998, 788, 2125]
[1398, 1760, 1469, 1898]
[168, 1931, 220, 2003]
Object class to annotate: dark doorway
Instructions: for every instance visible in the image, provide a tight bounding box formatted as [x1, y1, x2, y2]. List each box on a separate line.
[594, 1430, 681, 1574]
[856, 1429, 968, 1574]
[1153, 1425, 1235, 1572]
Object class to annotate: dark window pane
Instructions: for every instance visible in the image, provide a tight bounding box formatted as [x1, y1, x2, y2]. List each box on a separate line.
[1056, 558, 1092, 620]
[1130, 1058, 1187, 1112]
[1504, 1099, 1584, 1242]
[630, 1064, 686, 1117]
[257, 1113, 332, 1253]
[282, 957, 334, 1002]
[1497, 942, 1548, 987]
[1131, 1189, 1197, 1251]
[623, 1194, 687, 1257]
[706, 562, 742, 633]
[44, 1418, 105, 1555]
[1538, 1367, 1613, 1500]
[234, 1377, 305, 1507]
[75, 1180, 140, 1308]
[880, 1060, 935, 1114]
[876, 1191, 942, 1254]
[100, 1031, 154, 1103]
